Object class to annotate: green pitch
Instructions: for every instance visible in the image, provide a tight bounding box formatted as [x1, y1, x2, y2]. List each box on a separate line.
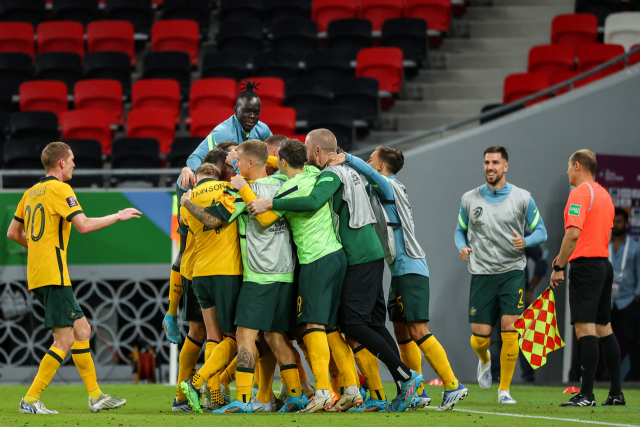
[1, 383, 638, 426]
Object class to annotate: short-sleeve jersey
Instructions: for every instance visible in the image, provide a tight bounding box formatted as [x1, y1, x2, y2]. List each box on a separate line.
[180, 178, 242, 277]
[564, 181, 614, 262]
[14, 176, 84, 290]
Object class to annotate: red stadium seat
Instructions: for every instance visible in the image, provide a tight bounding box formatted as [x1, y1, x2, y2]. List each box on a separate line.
[312, 0, 358, 33]
[132, 79, 181, 124]
[551, 14, 598, 55]
[359, 0, 404, 32]
[405, 0, 452, 33]
[190, 108, 233, 138]
[151, 19, 200, 66]
[577, 43, 625, 78]
[259, 106, 296, 136]
[19, 80, 68, 116]
[0, 22, 35, 59]
[243, 77, 285, 107]
[60, 110, 112, 155]
[551, 71, 598, 95]
[291, 133, 307, 143]
[87, 21, 136, 66]
[189, 78, 237, 116]
[356, 47, 404, 94]
[74, 79, 124, 127]
[127, 107, 176, 155]
[527, 45, 576, 79]
[37, 21, 85, 58]
[629, 43, 640, 65]
[503, 73, 550, 106]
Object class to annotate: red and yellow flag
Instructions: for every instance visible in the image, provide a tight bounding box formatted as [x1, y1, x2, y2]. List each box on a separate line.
[513, 288, 565, 369]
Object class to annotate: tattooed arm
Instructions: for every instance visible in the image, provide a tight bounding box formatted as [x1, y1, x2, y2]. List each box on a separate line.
[180, 195, 223, 229]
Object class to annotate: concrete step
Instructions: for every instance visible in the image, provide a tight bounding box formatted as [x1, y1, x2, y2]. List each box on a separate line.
[442, 52, 527, 69]
[410, 68, 520, 84]
[439, 37, 549, 54]
[356, 131, 415, 148]
[391, 99, 488, 115]
[404, 82, 503, 100]
[382, 113, 475, 131]
[463, 6, 571, 22]
[467, 20, 552, 38]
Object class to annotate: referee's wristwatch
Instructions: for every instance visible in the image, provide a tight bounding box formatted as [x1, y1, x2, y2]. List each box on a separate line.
[553, 264, 565, 272]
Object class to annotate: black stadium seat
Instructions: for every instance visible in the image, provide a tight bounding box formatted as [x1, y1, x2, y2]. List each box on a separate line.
[3, 139, 48, 188]
[327, 19, 372, 59]
[284, 77, 333, 122]
[217, 19, 264, 53]
[169, 137, 202, 168]
[0, 53, 33, 96]
[111, 138, 160, 186]
[272, 19, 318, 52]
[253, 51, 302, 81]
[9, 111, 59, 142]
[266, 0, 312, 23]
[64, 139, 103, 188]
[105, 0, 154, 38]
[35, 52, 82, 93]
[0, 90, 13, 114]
[0, 0, 46, 28]
[142, 51, 191, 99]
[52, 0, 100, 27]
[305, 49, 353, 79]
[333, 76, 379, 123]
[479, 103, 524, 125]
[308, 106, 355, 151]
[381, 18, 428, 69]
[84, 51, 132, 98]
[201, 51, 250, 80]
[162, 0, 211, 39]
[575, 0, 622, 27]
[219, 0, 263, 22]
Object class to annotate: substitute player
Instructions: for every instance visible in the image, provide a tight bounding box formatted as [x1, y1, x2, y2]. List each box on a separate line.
[7, 142, 140, 414]
[455, 146, 547, 404]
[550, 150, 622, 407]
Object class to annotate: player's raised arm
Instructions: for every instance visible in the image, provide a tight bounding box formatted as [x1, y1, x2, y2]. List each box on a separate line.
[71, 208, 141, 234]
[343, 152, 394, 200]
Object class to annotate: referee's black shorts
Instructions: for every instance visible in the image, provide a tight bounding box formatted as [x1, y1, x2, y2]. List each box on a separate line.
[568, 257, 613, 325]
[339, 258, 386, 327]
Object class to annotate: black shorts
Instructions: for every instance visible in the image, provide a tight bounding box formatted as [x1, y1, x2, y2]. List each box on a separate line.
[569, 257, 613, 325]
[339, 258, 386, 327]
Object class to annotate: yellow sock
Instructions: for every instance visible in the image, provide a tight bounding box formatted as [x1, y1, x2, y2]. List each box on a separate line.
[417, 334, 458, 391]
[499, 332, 519, 391]
[236, 368, 254, 403]
[470, 334, 491, 364]
[354, 346, 385, 400]
[329, 354, 340, 391]
[280, 363, 302, 397]
[71, 340, 102, 399]
[398, 339, 424, 395]
[253, 356, 261, 388]
[302, 330, 331, 390]
[192, 336, 237, 389]
[326, 330, 357, 387]
[297, 341, 314, 383]
[25, 346, 66, 403]
[257, 352, 276, 403]
[292, 344, 308, 383]
[168, 267, 183, 316]
[221, 356, 237, 393]
[176, 335, 202, 402]
[204, 340, 221, 398]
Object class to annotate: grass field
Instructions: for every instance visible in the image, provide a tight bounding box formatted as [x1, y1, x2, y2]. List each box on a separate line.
[1, 383, 639, 427]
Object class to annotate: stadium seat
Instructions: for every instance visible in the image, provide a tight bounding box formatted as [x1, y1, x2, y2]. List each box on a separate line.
[105, 0, 154, 38]
[312, 0, 359, 33]
[127, 107, 176, 154]
[219, 0, 263, 22]
[0, 23, 35, 59]
[111, 138, 160, 186]
[381, 18, 428, 68]
[266, 0, 312, 23]
[52, 0, 100, 27]
[253, 51, 302, 80]
[0, 53, 34, 96]
[290, 133, 307, 142]
[527, 45, 576, 79]
[132, 79, 181, 124]
[242, 77, 285, 107]
[19, 80, 68, 115]
[479, 103, 524, 125]
[551, 71, 597, 95]
[168, 137, 201, 168]
[575, 0, 622, 27]
[36, 21, 85, 58]
[551, 14, 598, 55]
[201, 51, 250, 80]
[358, 0, 404, 33]
[2, 139, 48, 188]
[333, 76, 379, 123]
[0, 89, 13, 114]
[576, 43, 625, 79]
[326, 19, 372, 59]
[8, 111, 59, 141]
[59, 110, 112, 155]
[64, 139, 103, 188]
[503, 73, 550, 106]
[161, 0, 210, 39]
[604, 12, 640, 51]
[629, 43, 640, 65]
[84, 51, 132, 98]
[189, 78, 237, 116]
[190, 107, 233, 137]
[0, 0, 46, 28]
[308, 105, 354, 150]
[631, 0, 640, 11]
[273, 19, 318, 53]
[151, 19, 200, 66]
[74, 79, 124, 127]
[34, 52, 82, 93]
[405, 0, 452, 34]
[305, 50, 353, 79]
[356, 47, 404, 95]
[87, 21, 136, 66]
[284, 77, 333, 110]
[217, 19, 264, 53]
[259, 106, 297, 136]
[142, 51, 191, 99]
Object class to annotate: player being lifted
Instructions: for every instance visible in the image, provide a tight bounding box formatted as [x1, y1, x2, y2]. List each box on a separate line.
[7, 142, 140, 414]
[455, 146, 547, 404]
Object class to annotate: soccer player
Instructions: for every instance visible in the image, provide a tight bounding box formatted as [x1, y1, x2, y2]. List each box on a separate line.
[248, 130, 422, 412]
[7, 142, 140, 414]
[455, 146, 547, 404]
[329, 146, 467, 411]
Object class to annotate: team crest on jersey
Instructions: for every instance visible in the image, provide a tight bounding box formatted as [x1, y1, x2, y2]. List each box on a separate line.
[69, 311, 76, 320]
[66, 196, 78, 208]
[469, 307, 476, 316]
[473, 207, 483, 219]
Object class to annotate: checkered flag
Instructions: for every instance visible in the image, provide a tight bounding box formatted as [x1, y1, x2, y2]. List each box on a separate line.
[512, 288, 565, 369]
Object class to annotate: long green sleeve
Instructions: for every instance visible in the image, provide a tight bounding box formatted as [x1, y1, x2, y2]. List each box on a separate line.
[272, 171, 341, 212]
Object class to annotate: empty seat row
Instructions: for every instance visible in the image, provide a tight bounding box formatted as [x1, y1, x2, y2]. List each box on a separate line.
[528, 43, 626, 79]
[575, 0, 640, 26]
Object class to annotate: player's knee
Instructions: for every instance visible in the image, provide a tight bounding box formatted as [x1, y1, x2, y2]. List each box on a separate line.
[407, 321, 429, 340]
[189, 322, 206, 342]
[73, 318, 92, 341]
[392, 322, 411, 341]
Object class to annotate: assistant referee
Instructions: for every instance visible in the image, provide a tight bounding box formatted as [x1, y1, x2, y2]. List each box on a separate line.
[550, 149, 623, 407]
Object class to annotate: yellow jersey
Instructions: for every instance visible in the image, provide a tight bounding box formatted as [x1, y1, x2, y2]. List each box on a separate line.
[180, 178, 242, 277]
[180, 230, 196, 281]
[14, 177, 84, 290]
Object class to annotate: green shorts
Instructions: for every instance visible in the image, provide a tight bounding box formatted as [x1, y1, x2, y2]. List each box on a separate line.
[32, 286, 85, 330]
[176, 183, 188, 237]
[469, 270, 526, 325]
[235, 281, 295, 332]
[192, 275, 242, 334]
[387, 274, 430, 323]
[297, 249, 348, 329]
[181, 276, 203, 323]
